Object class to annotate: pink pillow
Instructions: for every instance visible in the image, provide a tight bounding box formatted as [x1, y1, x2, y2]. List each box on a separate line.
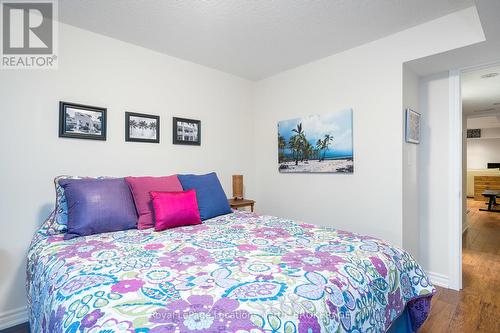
[125, 175, 183, 229]
[150, 190, 202, 231]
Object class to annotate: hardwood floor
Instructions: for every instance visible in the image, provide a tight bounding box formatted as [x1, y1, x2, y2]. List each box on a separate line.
[3, 199, 498, 333]
[419, 199, 500, 333]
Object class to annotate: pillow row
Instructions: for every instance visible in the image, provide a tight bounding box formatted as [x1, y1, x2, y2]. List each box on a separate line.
[46, 172, 232, 239]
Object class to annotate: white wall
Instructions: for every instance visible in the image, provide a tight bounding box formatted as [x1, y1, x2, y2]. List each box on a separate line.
[254, 57, 404, 245]
[480, 127, 500, 138]
[418, 72, 452, 280]
[252, 7, 484, 249]
[467, 117, 500, 129]
[402, 65, 420, 259]
[0, 23, 255, 321]
[467, 137, 500, 168]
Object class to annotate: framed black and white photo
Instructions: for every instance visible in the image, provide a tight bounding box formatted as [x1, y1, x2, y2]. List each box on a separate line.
[467, 128, 481, 138]
[125, 112, 160, 143]
[59, 101, 106, 140]
[405, 108, 421, 144]
[173, 117, 201, 145]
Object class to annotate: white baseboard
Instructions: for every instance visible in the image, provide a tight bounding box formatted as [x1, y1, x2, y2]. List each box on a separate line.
[0, 306, 28, 330]
[427, 271, 450, 288]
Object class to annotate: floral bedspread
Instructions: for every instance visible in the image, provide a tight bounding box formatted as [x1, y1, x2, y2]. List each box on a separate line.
[27, 211, 435, 333]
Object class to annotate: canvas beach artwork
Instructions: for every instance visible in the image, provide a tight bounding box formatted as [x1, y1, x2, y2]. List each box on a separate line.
[278, 109, 354, 173]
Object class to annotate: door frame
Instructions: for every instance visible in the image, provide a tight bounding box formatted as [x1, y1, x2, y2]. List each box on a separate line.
[448, 69, 462, 290]
[448, 60, 500, 290]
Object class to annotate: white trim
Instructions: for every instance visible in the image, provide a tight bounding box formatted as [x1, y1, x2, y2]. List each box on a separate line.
[427, 271, 450, 288]
[0, 306, 28, 330]
[460, 60, 500, 73]
[462, 214, 469, 234]
[448, 69, 462, 291]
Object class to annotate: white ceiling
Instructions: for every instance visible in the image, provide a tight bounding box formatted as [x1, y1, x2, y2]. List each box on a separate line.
[407, 0, 500, 76]
[462, 64, 500, 116]
[58, 0, 473, 80]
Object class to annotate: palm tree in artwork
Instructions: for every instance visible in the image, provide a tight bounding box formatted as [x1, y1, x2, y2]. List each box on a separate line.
[129, 119, 138, 136]
[288, 135, 301, 165]
[321, 134, 334, 161]
[149, 122, 156, 135]
[303, 141, 313, 161]
[278, 134, 286, 163]
[299, 140, 307, 161]
[138, 120, 148, 136]
[315, 139, 323, 161]
[292, 123, 307, 163]
[292, 123, 304, 138]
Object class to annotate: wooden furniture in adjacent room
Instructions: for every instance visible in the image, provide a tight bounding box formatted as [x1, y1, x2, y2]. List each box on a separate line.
[480, 190, 500, 213]
[228, 198, 255, 212]
[467, 169, 500, 197]
[473, 176, 500, 201]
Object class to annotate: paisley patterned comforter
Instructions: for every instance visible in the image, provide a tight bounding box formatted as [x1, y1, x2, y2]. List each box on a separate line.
[27, 211, 435, 333]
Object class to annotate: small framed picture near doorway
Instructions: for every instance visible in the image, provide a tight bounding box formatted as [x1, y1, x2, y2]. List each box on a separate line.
[173, 117, 201, 145]
[59, 101, 107, 140]
[405, 108, 421, 144]
[125, 112, 160, 143]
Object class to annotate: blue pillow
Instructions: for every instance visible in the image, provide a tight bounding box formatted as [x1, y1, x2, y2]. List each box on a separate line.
[177, 172, 232, 220]
[59, 178, 138, 239]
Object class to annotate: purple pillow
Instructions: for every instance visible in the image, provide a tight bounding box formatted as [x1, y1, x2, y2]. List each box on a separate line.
[59, 178, 138, 240]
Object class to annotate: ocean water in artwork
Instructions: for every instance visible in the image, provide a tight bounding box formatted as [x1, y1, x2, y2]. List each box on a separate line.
[278, 109, 353, 173]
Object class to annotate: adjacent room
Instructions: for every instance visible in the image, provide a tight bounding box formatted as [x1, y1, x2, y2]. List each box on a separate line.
[459, 64, 500, 330]
[0, 1, 499, 332]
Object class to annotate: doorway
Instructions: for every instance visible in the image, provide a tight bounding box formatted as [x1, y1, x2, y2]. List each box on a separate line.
[460, 63, 500, 293]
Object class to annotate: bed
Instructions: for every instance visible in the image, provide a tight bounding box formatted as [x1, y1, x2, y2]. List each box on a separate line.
[27, 210, 434, 333]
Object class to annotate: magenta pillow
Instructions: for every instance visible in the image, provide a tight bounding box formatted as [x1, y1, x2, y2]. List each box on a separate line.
[150, 190, 202, 231]
[125, 175, 183, 229]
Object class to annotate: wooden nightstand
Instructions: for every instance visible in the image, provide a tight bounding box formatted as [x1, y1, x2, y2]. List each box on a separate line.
[228, 199, 255, 212]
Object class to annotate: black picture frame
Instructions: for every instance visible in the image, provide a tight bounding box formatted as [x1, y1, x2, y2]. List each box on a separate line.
[467, 128, 481, 139]
[173, 117, 201, 145]
[59, 101, 107, 140]
[125, 112, 160, 143]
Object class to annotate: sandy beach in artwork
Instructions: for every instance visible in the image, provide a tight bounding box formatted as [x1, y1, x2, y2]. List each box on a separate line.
[279, 158, 353, 173]
[278, 109, 354, 173]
